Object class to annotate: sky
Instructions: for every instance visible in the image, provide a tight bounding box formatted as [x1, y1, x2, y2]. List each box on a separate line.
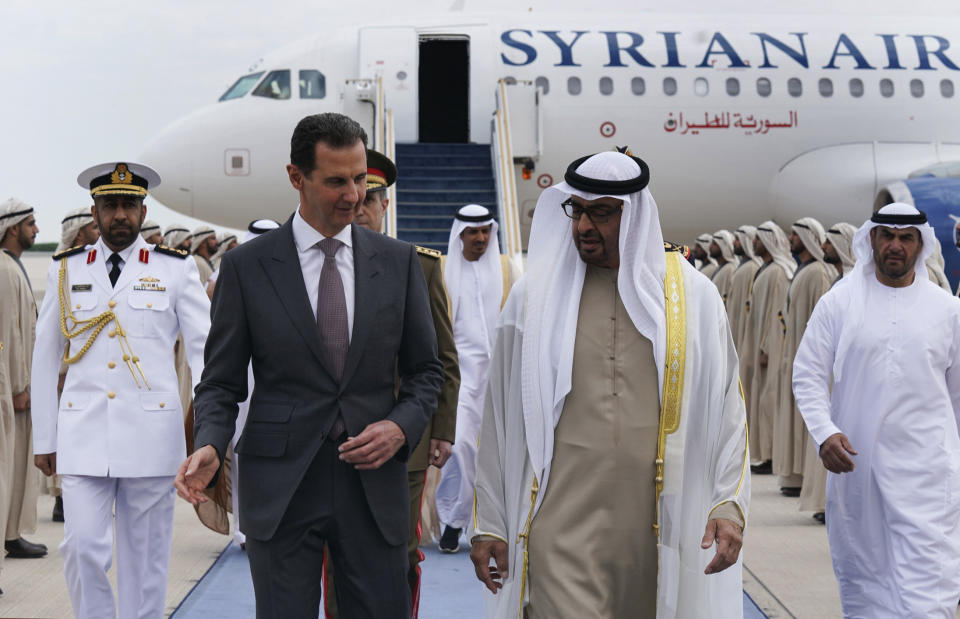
[1, 0, 957, 242]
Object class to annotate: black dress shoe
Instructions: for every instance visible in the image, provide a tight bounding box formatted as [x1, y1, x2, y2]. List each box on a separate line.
[813, 512, 826, 524]
[5, 537, 47, 558]
[780, 487, 802, 497]
[52, 496, 64, 523]
[750, 460, 773, 475]
[438, 526, 462, 553]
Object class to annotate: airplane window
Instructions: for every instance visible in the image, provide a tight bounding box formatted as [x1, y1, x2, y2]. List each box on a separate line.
[299, 70, 326, 99]
[694, 77, 708, 97]
[942, 79, 955, 98]
[535, 76, 550, 95]
[849, 78, 864, 98]
[663, 77, 677, 96]
[219, 72, 265, 102]
[788, 78, 802, 97]
[819, 78, 834, 97]
[600, 76, 614, 96]
[631, 77, 645, 95]
[726, 78, 740, 96]
[756, 78, 771, 97]
[880, 78, 894, 98]
[910, 79, 924, 98]
[252, 70, 291, 100]
[567, 77, 582, 95]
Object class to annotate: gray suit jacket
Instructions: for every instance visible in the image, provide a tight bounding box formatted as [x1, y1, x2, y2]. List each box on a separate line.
[193, 218, 443, 544]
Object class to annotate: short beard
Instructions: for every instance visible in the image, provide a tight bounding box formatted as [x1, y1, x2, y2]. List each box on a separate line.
[875, 254, 915, 279]
[823, 253, 840, 264]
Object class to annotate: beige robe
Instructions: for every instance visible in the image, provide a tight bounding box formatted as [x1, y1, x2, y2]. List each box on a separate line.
[527, 265, 660, 618]
[700, 262, 718, 280]
[711, 261, 737, 306]
[728, 260, 760, 370]
[193, 254, 214, 286]
[744, 261, 790, 463]
[773, 261, 832, 487]
[0, 252, 39, 540]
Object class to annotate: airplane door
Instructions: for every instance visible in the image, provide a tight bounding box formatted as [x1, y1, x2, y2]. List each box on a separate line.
[419, 37, 470, 143]
[359, 26, 418, 142]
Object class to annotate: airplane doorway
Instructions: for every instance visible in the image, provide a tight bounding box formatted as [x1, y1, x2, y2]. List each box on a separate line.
[419, 38, 469, 143]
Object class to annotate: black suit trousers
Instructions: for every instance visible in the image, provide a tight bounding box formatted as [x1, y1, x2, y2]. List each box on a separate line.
[246, 438, 410, 619]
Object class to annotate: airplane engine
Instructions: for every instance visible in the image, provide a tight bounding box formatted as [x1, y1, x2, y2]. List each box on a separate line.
[875, 175, 960, 293]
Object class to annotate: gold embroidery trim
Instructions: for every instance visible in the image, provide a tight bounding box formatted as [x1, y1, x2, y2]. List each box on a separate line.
[654, 251, 686, 532]
[516, 476, 539, 618]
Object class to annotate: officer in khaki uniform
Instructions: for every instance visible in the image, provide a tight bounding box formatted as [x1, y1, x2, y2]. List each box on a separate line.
[30, 162, 211, 619]
[322, 150, 459, 618]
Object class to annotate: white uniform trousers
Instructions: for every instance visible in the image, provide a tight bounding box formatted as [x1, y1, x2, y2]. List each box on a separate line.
[435, 376, 486, 530]
[60, 475, 176, 619]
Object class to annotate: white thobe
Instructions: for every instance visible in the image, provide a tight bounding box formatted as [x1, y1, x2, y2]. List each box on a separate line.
[793, 275, 960, 618]
[474, 262, 749, 619]
[436, 261, 493, 530]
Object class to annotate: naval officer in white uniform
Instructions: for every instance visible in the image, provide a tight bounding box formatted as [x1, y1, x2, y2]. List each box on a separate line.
[30, 162, 211, 619]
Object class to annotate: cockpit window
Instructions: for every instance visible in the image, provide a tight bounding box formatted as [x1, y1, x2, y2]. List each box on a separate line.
[299, 70, 326, 99]
[252, 70, 291, 100]
[219, 72, 264, 101]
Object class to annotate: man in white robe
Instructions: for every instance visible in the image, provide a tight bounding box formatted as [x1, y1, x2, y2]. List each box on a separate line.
[799, 221, 856, 521]
[793, 203, 960, 617]
[694, 232, 718, 278]
[435, 204, 518, 552]
[745, 222, 795, 473]
[470, 151, 749, 618]
[773, 218, 832, 496]
[0, 198, 46, 562]
[709, 229, 738, 303]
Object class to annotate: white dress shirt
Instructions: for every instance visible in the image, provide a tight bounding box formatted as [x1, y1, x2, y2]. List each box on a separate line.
[292, 208, 355, 341]
[98, 237, 137, 275]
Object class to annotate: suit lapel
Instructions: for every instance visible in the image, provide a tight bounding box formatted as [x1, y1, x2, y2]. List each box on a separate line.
[259, 220, 333, 375]
[340, 227, 379, 389]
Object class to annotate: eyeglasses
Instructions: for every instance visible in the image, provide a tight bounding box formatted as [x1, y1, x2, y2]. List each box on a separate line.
[560, 198, 623, 224]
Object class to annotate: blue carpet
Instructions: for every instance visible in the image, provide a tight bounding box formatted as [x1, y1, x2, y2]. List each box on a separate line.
[172, 541, 767, 618]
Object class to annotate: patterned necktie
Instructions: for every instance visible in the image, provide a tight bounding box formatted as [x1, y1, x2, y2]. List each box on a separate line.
[108, 253, 122, 288]
[317, 238, 349, 380]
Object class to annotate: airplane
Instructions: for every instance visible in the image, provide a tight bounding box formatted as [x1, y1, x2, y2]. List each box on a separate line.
[140, 12, 960, 288]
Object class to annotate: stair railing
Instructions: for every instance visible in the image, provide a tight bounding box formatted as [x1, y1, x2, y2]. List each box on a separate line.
[492, 79, 525, 271]
[385, 108, 397, 238]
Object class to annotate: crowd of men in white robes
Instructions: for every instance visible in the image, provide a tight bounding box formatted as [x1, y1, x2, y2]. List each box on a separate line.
[694, 218, 957, 522]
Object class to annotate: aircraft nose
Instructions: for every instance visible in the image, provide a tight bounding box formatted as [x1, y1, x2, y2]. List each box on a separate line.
[140, 109, 208, 216]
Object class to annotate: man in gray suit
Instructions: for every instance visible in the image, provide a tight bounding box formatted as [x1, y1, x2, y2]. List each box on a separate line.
[175, 113, 444, 619]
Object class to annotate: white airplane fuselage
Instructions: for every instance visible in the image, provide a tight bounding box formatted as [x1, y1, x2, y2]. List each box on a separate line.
[141, 13, 960, 253]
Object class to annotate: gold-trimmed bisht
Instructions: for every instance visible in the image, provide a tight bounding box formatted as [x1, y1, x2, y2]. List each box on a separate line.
[57, 258, 150, 389]
[654, 250, 686, 532]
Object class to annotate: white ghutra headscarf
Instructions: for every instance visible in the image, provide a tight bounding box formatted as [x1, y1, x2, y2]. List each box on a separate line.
[712, 229, 737, 265]
[792, 217, 826, 263]
[735, 225, 762, 267]
[826, 222, 857, 274]
[757, 220, 797, 280]
[522, 151, 665, 482]
[444, 204, 502, 350]
[56, 207, 95, 253]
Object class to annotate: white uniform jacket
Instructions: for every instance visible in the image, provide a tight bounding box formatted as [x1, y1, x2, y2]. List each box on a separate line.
[31, 235, 210, 477]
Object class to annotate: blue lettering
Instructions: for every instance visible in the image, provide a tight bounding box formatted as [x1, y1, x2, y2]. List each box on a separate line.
[601, 31, 655, 67]
[910, 35, 960, 70]
[659, 32, 686, 68]
[500, 30, 537, 66]
[539, 30, 589, 67]
[877, 34, 906, 69]
[696, 32, 748, 68]
[823, 34, 876, 69]
[751, 32, 808, 68]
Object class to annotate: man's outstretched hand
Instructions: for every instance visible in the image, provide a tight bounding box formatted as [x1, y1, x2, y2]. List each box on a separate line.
[174, 444, 220, 505]
[701, 518, 743, 575]
[470, 538, 509, 594]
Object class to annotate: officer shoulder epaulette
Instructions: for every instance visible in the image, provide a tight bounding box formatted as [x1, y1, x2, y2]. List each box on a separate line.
[53, 245, 85, 260]
[663, 241, 692, 262]
[416, 246, 441, 260]
[154, 244, 189, 259]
